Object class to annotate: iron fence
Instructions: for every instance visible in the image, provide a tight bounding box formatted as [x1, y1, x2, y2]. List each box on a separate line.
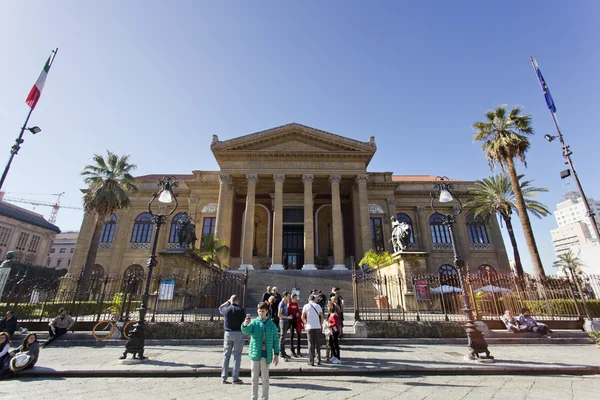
[0, 270, 248, 324]
[353, 269, 600, 322]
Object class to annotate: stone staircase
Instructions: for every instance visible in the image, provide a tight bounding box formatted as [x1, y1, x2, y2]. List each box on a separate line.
[230, 269, 355, 333]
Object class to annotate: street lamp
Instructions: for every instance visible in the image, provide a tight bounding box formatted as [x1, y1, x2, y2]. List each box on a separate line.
[120, 176, 178, 360]
[430, 176, 494, 361]
[252, 215, 261, 256]
[0, 125, 42, 191]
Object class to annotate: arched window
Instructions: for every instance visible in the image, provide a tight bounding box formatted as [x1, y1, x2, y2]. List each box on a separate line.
[92, 264, 105, 279]
[123, 264, 144, 280]
[131, 213, 153, 243]
[429, 213, 451, 244]
[100, 214, 117, 243]
[439, 264, 458, 285]
[169, 213, 185, 243]
[477, 264, 497, 277]
[396, 213, 415, 243]
[466, 215, 489, 244]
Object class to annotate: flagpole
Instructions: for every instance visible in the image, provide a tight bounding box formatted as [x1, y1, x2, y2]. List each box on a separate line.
[530, 57, 600, 244]
[0, 108, 34, 191]
[0, 48, 58, 192]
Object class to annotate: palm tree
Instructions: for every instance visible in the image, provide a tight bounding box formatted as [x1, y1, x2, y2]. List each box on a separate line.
[196, 233, 230, 269]
[473, 105, 546, 277]
[554, 250, 591, 318]
[465, 173, 550, 278]
[81, 151, 137, 284]
[553, 249, 584, 277]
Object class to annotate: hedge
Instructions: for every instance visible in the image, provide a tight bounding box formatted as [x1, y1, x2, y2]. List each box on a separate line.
[523, 299, 600, 318]
[1, 301, 141, 319]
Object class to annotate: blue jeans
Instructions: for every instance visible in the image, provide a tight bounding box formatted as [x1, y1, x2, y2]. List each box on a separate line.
[221, 331, 244, 381]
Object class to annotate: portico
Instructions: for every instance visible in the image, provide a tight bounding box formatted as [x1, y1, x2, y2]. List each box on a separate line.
[210, 123, 377, 270]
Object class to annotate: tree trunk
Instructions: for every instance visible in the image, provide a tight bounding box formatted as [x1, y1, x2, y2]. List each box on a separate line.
[506, 158, 546, 277]
[502, 215, 524, 279]
[81, 215, 105, 295]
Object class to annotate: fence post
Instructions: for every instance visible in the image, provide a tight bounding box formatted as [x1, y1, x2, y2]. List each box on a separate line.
[352, 257, 360, 321]
[438, 273, 448, 322]
[413, 277, 420, 322]
[96, 276, 110, 322]
[539, 277, 555, 320]
[384, 275, 391, 321]
[243, 269, 249, 310]
[569, 271, 592, 321]
[180, 276, 189, 322]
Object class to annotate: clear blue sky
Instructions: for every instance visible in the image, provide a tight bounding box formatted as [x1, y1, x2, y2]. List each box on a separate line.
[1, 1, 599, 274]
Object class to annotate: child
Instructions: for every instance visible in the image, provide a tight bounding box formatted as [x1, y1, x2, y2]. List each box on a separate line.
[327, 303, 341, 364]
[242, 302, 280, 400]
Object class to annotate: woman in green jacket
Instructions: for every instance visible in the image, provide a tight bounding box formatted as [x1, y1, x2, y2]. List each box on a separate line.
[242, 302, 280, 400]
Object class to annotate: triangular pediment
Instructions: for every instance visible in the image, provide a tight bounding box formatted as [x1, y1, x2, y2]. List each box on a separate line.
[211, 123, 376, 154]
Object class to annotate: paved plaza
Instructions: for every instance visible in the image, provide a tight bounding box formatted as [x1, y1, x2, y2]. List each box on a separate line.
[16, 343, 600, 377]
[2, 375, 599, 400]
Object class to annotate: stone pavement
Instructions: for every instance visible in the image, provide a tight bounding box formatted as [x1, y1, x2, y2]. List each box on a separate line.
[2, 374, 600, 399]
[17, 342, 600, 378]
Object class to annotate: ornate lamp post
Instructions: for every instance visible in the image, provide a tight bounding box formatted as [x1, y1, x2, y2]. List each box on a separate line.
[430, 176, 493, 361]
[252, 215, 261, 256]
[120, 177, 178, 360]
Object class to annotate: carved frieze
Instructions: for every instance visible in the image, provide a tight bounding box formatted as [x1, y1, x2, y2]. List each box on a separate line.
[201, 203, 218, 214]
[368, 204, 385, 214]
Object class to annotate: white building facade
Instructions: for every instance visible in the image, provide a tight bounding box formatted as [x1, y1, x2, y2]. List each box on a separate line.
[48, 231, 79, 269]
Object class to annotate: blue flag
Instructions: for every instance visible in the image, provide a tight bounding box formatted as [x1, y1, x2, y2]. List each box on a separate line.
[535, 63, 557, 113]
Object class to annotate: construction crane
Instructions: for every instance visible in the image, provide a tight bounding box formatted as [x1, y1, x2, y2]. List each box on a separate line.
[1, 192, 83, 224]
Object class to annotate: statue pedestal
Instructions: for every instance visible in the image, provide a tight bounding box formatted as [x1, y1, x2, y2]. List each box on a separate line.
[392, 251, 428, 310]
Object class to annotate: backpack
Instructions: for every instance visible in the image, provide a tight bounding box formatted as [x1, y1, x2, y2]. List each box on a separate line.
[317, 293, 327, 309]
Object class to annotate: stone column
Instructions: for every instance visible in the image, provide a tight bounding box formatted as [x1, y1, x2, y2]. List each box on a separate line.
[302, 174, 316, 270]
[240, 174, 258, 270]
[415, 206, 433, 272]
[270, 174, 285, 270]
[351, 185, 363, 260]
[214, 173, 231, 241]
[356, 174, 371, 256]
[385, 198, 397, 253]
[330, 174, 346, 269]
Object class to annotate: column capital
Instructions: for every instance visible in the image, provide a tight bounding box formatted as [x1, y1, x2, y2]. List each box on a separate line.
[273, 174, 286, 184]
[416, 205, 425, 215]
[386, 198, 396, 207]
[219, 173, 232, 184]
[302, 174, 314, 185]
[355, 174, 369, 184]
[329, 174, 341, 185]
[246, 174, 259, 185]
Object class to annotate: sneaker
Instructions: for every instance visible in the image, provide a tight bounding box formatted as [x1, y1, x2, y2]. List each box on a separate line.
[221, 380, 230, 384]
[232, 380, 244, 385]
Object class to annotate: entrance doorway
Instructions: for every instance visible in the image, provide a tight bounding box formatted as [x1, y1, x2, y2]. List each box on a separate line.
[283, 225, 304, 269]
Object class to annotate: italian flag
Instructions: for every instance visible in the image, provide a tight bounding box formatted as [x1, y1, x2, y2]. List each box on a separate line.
[25, 55, 52, 110]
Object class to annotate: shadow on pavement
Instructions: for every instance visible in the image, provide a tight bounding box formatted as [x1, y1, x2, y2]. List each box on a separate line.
[270, 382, 351, 391]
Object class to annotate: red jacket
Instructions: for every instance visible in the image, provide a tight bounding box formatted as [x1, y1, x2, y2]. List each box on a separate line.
[288, 301, 304, 332]
[328, 314, 339, 333]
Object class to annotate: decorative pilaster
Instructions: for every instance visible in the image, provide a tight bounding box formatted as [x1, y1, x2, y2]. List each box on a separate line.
[241, 174, 258, 270]
[356, 174, 371, 259]
[330, 174, 346, 269]
[415, 205, 432, 272]
[302, 174, 316, 270]
[270, 174, 285, 270]
[351, 184, 363, 260]
[214, 174, 231, 241]
[386, 197, 397, 253]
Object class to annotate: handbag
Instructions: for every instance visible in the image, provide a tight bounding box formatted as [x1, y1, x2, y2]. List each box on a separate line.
[322, 324, 332, 336]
